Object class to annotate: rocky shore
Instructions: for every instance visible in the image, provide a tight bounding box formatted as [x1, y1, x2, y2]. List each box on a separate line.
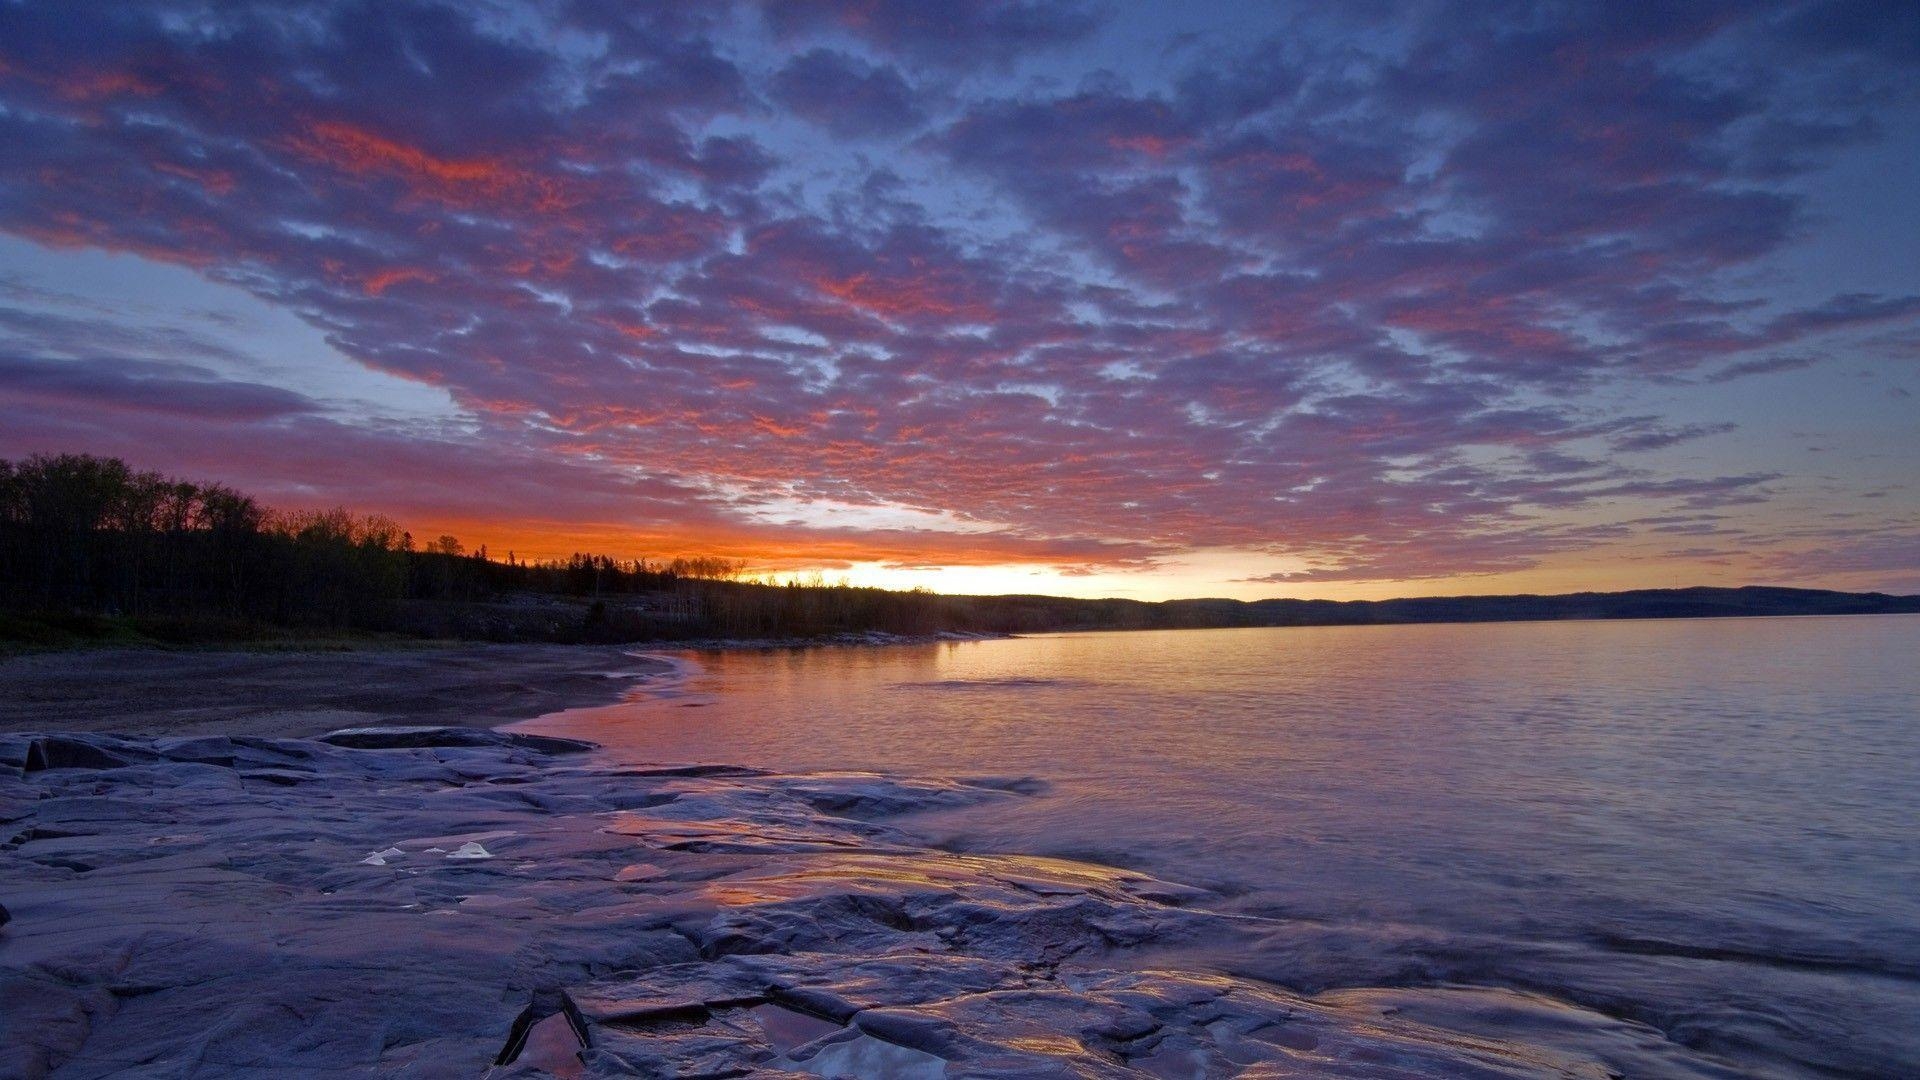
[0, 636, 1006, 741]
[0, 725, 1716, 1078]
[0, 646, 663, 739]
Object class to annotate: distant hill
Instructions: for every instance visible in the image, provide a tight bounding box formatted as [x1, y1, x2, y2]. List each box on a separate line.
[1233, 585, 1920, 626]
[957, 585, 1920, 637]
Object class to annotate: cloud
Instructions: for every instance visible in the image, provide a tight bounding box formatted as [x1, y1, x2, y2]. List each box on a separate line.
[0, 356, 319, 421]
[1705, 355, 1817, 382]
[1759, 530, 1920, 580]
[1609, 421, 1738, 453]
[757, 0, 1105, 69]
[771, 49, 925, 137]
[0, 1, 1914, 589]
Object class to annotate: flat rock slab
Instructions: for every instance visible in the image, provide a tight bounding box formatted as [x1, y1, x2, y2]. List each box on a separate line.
[0, 730, 1729, 1079]
[318, 725, 596, 754]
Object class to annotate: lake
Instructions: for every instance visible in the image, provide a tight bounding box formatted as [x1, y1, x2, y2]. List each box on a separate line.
[520, 616, 1920, 1078]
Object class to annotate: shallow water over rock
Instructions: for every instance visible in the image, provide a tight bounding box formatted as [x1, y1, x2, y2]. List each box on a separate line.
[518, 617, 1920, 1078]
[1, 727, 1745, 1078]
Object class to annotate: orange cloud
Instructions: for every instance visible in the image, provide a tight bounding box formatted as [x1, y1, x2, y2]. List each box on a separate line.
[1106, 133, 1177, 157]
[55, 69, 163, 102]
[401, 517, 1151, 577]
[285, 120, 571, 211]
[753, 415, 808, 437]
[363, 267, 437, 296]
[604, 319, 657, 340]
[814, 272, 991, 321]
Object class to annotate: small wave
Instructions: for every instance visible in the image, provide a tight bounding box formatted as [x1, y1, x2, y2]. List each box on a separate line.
[1594, 932, 1920, 983]
[900, 676, 1091, 691]
[602, 650, 703, 700]
[958, 775, 1051, 796]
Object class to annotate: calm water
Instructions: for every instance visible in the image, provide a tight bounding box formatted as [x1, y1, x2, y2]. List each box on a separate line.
[522, 617, 1920, 1078]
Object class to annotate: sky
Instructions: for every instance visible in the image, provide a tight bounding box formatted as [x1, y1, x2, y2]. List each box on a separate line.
[0, 1, 1915, 601]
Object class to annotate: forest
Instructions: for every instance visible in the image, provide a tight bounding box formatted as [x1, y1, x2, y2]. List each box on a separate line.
[0, 453, 1160, 644]
[4, 453, 1915, 648]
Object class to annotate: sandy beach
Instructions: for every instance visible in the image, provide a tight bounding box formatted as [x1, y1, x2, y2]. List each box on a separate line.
[0, 645, 664, 738]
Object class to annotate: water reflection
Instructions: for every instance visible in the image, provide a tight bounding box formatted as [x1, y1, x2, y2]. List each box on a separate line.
[521, 616, 1920, 1078]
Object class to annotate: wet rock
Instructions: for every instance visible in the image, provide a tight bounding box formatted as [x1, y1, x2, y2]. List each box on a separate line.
[6, 825, 91, 845]
[759, 955, 1016, 1017]
[0, 730, 1717, 1079]
[239, 767, 312, 786]
[612, 762, 770, 778]
[154, 735, 237, 767]
[767, 984, 862, 1025]
[790, 1028, 947, 1078]
[231, 734, 318, 760]
[854, 1006, 967, 1058]
[0, 974, 105, 1079]
[751, 1002, 845, 1054]
[495, 988, 592, 1069]
[23, 735, 136, 772]
[318, 725, 594, 754]
[777, 773, 1014, 819]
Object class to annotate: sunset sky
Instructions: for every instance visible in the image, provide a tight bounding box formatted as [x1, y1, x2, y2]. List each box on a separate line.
[0, 1, 1915, 600]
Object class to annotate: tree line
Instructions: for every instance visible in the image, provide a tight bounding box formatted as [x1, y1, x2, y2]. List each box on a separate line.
[0, 454, 771, 642]
[0, 453, 1111, 643]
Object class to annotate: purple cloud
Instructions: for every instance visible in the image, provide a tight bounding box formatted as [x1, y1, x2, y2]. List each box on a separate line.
[0, 0, 1913, 589]
[758, 0, 1104, 68]
[0, 356, 319, 421]
[772, 49, 925, 137]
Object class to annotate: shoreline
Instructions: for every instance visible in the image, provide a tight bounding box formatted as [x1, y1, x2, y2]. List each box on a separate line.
[664, 629, 1009, 651]
[0, 631, 1009, 741]
[0, 724, 1716, 1078]
[0, 632, 1827, 1077]
[0, 643, 666, 739]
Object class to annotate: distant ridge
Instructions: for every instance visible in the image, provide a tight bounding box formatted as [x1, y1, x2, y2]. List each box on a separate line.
[1145, 585, 1920, 629]
[886, 584, 1920, 640]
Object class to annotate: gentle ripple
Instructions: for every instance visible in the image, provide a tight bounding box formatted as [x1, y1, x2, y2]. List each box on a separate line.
[521, 615, 1920, 1079]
